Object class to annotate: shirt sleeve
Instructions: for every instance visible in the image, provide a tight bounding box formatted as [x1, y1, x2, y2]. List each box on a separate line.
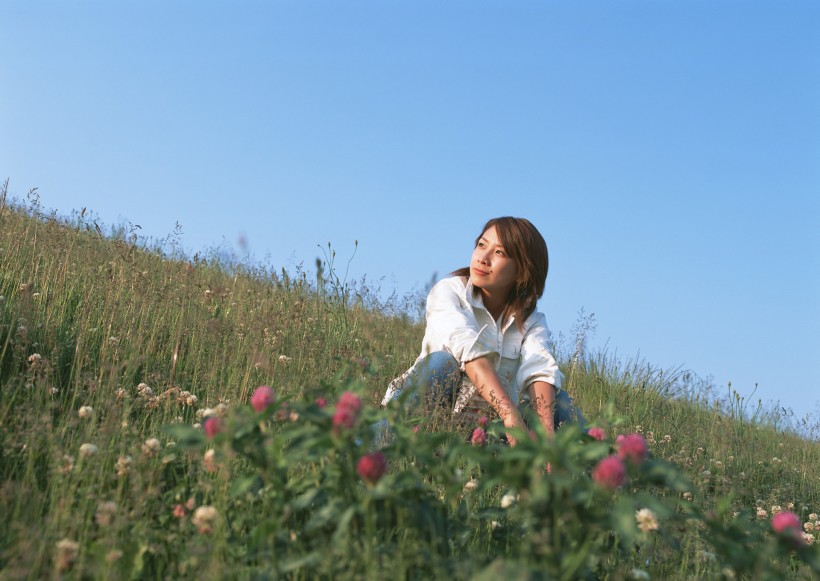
[424, 279, 499, 369]
[516, 312, 564, 390]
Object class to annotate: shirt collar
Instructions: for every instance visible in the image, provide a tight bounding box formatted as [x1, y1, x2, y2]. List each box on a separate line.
[464, 278, 518, 331]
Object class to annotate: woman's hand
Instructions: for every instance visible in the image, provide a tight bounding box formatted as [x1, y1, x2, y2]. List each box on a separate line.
[464, 356, 525, 446]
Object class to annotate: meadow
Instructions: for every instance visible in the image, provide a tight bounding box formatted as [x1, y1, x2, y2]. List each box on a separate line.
[1, 185, 819, 579]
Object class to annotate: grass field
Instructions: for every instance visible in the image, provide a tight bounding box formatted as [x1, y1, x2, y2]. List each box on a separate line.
[1, 187, 818, 579]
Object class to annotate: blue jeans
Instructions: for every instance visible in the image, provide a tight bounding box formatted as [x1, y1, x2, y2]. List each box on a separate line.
[383, 351, 585, 429]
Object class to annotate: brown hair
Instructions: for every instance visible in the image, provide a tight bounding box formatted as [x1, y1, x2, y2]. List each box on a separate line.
[452, 216, 549, 330]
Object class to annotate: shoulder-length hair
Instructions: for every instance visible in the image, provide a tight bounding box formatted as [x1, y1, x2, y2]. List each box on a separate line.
[452, 216, 549, 331]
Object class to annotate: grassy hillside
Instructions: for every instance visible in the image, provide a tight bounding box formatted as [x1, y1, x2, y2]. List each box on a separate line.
[1, 191, 818, 579]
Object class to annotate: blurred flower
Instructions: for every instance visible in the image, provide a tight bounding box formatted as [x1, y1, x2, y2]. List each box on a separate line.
[661, 434, 672, 444]
[19, 283, 30, 292]
[804, 522, 815, 532]
[179, 391, 198, 406]
[701, 470, 712, 480]
[635, 508, 659, 532]
[115, 455, 132, 477]
[477, 416, 489, 428]
[500, 492, 517, 509]
[278, 355, 292, 363]
[192, 506, 219, 534]
[314, 397, 327, 408]
[771, 511, 801, 534]
[115, 388, 127, 400]
[55, 538, 79, 572]
[57, 454, 75, 475]
[616, 434, 648, 464]
[696, 447, 705, 455]
[95, 501, 117, 527]
[332, 392, 362, 433]
[79, 443, 98, 458]
[470, 427, 486, 446]
[251, 386, 275, 413]
[772, 457, 782, 464]
[27, 353, 42, 368]
[203, 417, 223, 439]
[810, 513, 819, 521]
[628, 569, 650, 581]
[771, 505, 782, 515]
[142, 438, 161, 456]
[592, 456, 626, 489]
[787, 502, 795, 510]
[215, 403, 229, 416]
[356, 451, 387, 485]
[108, 336, 119, 345]
[203, 449, 217, 473]
[137, 383, 154, 398]
[756, 507, 768, 519]
[587, 427, 606, 441]
[683, 492, 693, 501]
[106, 549, 123, 564]
[172, 504, 187, 518]
[463, 478, 479, 492]
[78, 406, 93, 419]
[803, 533, 815, 545]
[32, 292, 40, 299]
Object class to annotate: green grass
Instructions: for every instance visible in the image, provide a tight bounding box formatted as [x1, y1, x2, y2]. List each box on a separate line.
[1, 190, 818, 579]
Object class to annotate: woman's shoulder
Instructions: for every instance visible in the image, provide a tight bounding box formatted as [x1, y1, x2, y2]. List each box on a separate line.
[430, 276, 468, 294]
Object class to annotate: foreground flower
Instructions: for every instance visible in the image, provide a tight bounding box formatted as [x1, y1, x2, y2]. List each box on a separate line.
[592, 455, 626, 489]
[356, 451, 387, 485]
[588, 427, 606, 441]
[251, 385, 276, 413]
[471, 427, 487, 446]
[55, 538, 80, 572]
[203, 416, 223, 439]
[772, 511, 801, 534]
[616, 433, 648, 464]
[79, 443, 98, 458]
[332, 392, 362, 432]
[192, 506, 219, 534]
[78, 406, 94, 419]
[500, 492, 517, 509]
[635, 508, 659, 532]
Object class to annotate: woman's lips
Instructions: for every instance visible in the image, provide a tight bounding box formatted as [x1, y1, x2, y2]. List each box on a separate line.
[472, 267, 489, 276]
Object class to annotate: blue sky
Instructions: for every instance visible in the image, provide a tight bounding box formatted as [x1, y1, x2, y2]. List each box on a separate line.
[2, 1, 819, 420]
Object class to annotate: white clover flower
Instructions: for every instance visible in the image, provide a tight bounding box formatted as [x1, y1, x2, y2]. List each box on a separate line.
[58, 454, 75, 475]
[635, 508, 659, 532]
[803, 532, 815, 545]
[771, 505, 782, 515]
[55, 538, 79, 572]
[804, 522, 815, 532]
[78, 406, 94, 419]
[787, 502, 795, 510]
[115, 455, 132, 477]
[203, 449, 217, 473]
[714, 461, 723, 469]
[701, 470, 712, 479]
[95, 501, 117, 527]
[192, 506, 219, 533]
[463, 478, 479, 492]
[756, 507, 768, 518]
[18, 283, 30, 292]
[661, 434, 672, 444]
[628, 569, 650, 580]
[79, 443, 98, 458]
[27, 353, 42, 366]
[683, 492, 693, 501]
[0, 295, 4, 302]
[142, 438, 161, 456]
[500, 492, 517, 509]
[809, 513, 819, 522]
[772, 457, 782, 464]
[278, 355, 292, 363]
[32, 292, 40, 299]
[136, 383, 154, 397]
[215, 403, 228, 416]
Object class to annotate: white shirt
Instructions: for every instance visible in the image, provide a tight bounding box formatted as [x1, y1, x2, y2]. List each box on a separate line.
[389, 276, 564, 415]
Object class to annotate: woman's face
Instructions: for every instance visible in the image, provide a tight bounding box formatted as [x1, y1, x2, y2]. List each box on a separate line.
[470, 226, 518, 297]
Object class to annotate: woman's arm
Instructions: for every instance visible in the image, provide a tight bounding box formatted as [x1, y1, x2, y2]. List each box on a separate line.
[464, 356, 526, 445]
[528, 381, 556, 436]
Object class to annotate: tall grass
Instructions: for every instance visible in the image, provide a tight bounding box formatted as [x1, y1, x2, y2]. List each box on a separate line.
[1, 187, 818, 579]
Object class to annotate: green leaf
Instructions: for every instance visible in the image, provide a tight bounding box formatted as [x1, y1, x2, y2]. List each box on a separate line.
[163, 424, 204, 449]
[230, 474, 263, 498]
[279, 551, 321, 573]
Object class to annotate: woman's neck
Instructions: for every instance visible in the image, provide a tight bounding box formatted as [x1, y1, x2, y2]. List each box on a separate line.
[480, 290, 506, 321]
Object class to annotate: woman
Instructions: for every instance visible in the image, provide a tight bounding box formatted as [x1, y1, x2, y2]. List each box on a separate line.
[381, 217, 583, 445]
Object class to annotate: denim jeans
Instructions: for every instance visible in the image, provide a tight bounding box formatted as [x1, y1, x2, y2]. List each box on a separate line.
[383, 351, 585, 429]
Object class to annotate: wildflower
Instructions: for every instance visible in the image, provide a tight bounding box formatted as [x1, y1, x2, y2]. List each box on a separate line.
[635, 508, 659, 532]
[142, 438, 161, 456]
[787, 502, 795, 510]
[111, 457, 130, 479]
[55, 538, 80, 572]
[180, 391, 198, 406]
[79, 443, 98, 458]
[332, 392, 362, 432]
[810, 513, 819, 522]
[215, 403, 228, 416]
[804, 522, 815, 532]
[136, 383, 154, 397]
[772, 511, 801, 534]
[57, 454, 75, 475]
[616, 434, 648, 464]
[471, 427, 487, 446]
[699, 550, 716, 562]
[28, 353, 42, 367]
[203, 416, 223, 439]
[115, 388, 127, 400]
[771, 505, 782, 515]
[32, 292, 40, 299]
[289, 411, 300, 422]
[628, 569, 650, 581]
[592, 456, 626, 489]
[500, 492, 517, 509]
[772, 457, 782, 464]
[756, 507, 768, 519]
[19, 283, 30, 292]
[696, 446, 705, 455]
[203, 449, 217, 473]
[108, 336, 119, 345]
[477, 416, 489, 428]
[95, 501, 117, 527]
[78, 406, 93, 419]
[662, 434, 672, 444]
[278, 355, 292, 363]
[463, 478, 479, 492]
[172, 504, 187, 518]
[251, 385, 275, 413]
[106, 549, 123, 563]
[701, 470, 712, 480]
[192, 506, 219, 534]
[314, 397, 327, 408]
[683, 492, 693, 501]
[714, 460, 723, 469]
[588, 427, 606, 441]
[802, 533, 815, 545]
[356, 451, 388, 485]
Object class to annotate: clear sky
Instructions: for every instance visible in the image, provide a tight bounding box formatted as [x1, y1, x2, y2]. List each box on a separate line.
[3, 1, 819, 421]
